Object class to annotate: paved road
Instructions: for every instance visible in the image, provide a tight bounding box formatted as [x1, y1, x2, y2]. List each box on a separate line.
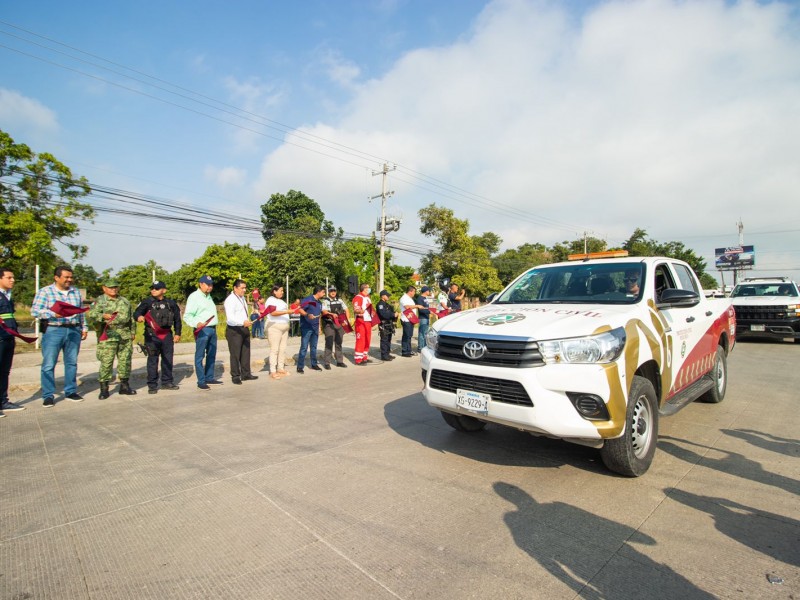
[1, 338, 798, 599]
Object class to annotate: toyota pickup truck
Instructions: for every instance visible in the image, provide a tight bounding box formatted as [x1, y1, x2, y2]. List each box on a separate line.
[421, 253, 736, 476]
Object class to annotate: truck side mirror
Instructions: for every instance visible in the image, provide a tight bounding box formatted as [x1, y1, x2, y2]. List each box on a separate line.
[657, 288, 701, 308]
[486, 292, 498, 303]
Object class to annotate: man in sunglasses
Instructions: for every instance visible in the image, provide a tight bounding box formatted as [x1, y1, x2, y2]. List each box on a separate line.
[623, 270, 641, 296]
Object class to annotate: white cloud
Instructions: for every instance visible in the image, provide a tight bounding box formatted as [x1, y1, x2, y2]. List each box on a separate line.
[204, 165, 247, 188]
[254, 0, 800, 276]
[0, 88, 58, 132]
[319, 50, 362, 88]
[222, 76, 287, 151]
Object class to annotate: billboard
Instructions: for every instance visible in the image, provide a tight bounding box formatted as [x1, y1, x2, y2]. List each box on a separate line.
[715, 245, 755, 270]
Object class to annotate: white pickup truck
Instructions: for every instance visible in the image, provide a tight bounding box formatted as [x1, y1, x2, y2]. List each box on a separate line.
[421, 253, 736, 476]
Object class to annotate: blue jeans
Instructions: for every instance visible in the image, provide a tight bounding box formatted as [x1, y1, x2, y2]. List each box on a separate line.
[41, 326, 82, 398]
[297, 326, 319, 369]
[417, 318, 429, 351]
[401, 321, 414, 355]
[194, 327, 217, 385]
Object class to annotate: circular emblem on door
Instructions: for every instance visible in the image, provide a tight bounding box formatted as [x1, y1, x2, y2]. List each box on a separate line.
[476, 313, 526, 327]
[463, 340, 487, 360]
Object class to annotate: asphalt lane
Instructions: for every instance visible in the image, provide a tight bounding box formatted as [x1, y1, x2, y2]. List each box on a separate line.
[1, 338, 798, 599]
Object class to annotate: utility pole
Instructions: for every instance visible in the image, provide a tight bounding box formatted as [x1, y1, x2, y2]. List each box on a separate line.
[371, 163, 396, 292]
[735, 219, 744, 286]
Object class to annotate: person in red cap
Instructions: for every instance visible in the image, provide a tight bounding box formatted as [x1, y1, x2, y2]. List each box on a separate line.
[30, 265, 88, 406]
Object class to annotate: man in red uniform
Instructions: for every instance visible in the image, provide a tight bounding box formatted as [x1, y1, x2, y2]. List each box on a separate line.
[352, 282, 375, 364]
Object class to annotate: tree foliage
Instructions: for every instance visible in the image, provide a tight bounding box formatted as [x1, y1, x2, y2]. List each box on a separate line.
[622, 228, 708, 276]
[260, 189, 334, 242]
[114, 260, 171, 304]
[492, 243, 552, 285]
[418, 203, 502, 299]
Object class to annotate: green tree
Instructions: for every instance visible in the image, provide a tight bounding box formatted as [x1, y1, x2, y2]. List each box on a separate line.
[0, 129, 94, 301]
[115, 260, 171, 305]
[550, 236, 608, 263]
[330, 236, 376, 295]
[492, 243, 552, 285]
[699, 272, 719, 290]
[622, 229, 708, 276]
[72, 263, 107, 299]
[260, 189, 334, 242]
[418, 204, 502, 300]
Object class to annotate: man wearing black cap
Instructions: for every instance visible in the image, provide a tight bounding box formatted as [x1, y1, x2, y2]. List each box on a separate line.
[134, 281, 182, 394]
[375, 289, 398, 361]
[321, 286, 350, 369]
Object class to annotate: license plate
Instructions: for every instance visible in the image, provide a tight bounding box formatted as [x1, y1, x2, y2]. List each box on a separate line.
[750, 324, 766, 332]
[456, 389, 490, 415]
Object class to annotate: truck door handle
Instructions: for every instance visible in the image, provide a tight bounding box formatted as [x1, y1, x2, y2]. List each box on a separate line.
[686, 316, 695, 323]
[705, 311, 713, 316]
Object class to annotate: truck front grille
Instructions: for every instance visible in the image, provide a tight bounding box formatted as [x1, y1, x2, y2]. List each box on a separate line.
[429, 369, 533, 407]
[436, 334, 544, 368]
[734, 305, 794, 321]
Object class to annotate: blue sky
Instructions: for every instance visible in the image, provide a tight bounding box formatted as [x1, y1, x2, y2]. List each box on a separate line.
[1, 0, 799, 284]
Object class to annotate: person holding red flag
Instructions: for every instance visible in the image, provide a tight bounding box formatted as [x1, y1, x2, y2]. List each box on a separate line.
[31, 265, 88, 406]
[134, 281, 182, 394]
[0, 267, 26, 416]
[352, 282, 376, 365]
[184, 275, 220, 390]
[87, 278, 137, 399]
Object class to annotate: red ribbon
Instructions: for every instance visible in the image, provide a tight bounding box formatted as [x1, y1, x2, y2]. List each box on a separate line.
[98, 312, 119, 342]
[50, 301, 89, 316]
[193, 315, 215, 339]
[0, 317, 37, 344]
[144, 312, 171, 341]
[337, 312, 353, 333]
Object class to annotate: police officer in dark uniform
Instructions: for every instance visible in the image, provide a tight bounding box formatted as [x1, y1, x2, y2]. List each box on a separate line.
[133, 281, 182, 394]
[375, 290, 398, 361]
[321, 286, 350, 369]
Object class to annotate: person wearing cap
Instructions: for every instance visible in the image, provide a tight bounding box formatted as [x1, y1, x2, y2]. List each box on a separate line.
[399, 286, 426, 357]
[87, 277, 137, 399]
[375, 289, 398, 361]
[31, 265, 89, 406]
[184, 275, 221, 390]
[320, 285, 350, 369]
[296, 285, 326, 373]
[223, 279, 258, 385]
[416, 286, 433, 352]
[133, 281, 182, 394]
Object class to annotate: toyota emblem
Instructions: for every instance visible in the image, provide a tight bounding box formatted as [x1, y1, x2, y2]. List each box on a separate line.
[463, 340, 486, 360]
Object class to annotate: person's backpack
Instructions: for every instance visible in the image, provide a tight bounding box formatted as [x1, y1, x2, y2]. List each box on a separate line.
[149, 300, 174, 329]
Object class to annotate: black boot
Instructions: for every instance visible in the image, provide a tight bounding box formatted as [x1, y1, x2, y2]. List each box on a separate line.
[98, 382, 110, 400]
[119, 379, 137, 395]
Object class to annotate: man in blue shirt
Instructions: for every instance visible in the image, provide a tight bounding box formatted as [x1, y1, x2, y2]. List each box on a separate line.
[296, 286, 326, 374]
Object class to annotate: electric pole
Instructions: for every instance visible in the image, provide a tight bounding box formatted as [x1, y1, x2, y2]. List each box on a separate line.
[371, 163, 397, 292]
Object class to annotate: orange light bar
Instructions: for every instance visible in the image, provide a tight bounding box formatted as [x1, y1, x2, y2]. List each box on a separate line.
[567, 250, 629, 261]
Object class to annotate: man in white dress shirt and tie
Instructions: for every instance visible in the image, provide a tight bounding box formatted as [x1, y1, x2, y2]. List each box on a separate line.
[223, 279, 258, 385]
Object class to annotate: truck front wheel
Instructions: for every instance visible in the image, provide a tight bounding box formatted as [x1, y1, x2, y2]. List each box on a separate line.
[441, 411, 487, 432]
[600, 376, 659, 477]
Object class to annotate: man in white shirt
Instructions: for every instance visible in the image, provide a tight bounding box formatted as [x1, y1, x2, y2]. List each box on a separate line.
[399, 286, 424, 357]
[223, 279, 258, 385]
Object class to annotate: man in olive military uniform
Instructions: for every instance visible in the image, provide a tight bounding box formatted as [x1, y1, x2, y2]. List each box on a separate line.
[87, 278, 137, 399]
[375, 290, 398, 361]
[134, 281, 182, 394]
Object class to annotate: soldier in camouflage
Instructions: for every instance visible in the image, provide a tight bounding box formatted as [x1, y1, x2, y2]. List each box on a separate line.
[87, 278, 137, 399]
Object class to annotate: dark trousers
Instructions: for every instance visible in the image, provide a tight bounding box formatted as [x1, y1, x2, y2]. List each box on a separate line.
[145, 334, 174, 389]
[225, 326, 251, 379]
[0, 336, 15, 401]
[379, 325, 393, 359]
[323, 322, 344, 366]
[401, 321, 414, 355]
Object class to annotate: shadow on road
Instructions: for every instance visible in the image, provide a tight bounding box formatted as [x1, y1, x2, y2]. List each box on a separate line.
[721, 428, 800, 459]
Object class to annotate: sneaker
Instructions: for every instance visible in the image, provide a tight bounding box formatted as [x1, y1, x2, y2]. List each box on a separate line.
[148, 388, 158, 395]
[1, 401, 26, 412]
[197, 383, 210, 390]
[161, 383, 180, 391]
[43, 397, 55, 407]
[207, 380, 224, 385]
[242, 375, 259, 381]
[0, 411, 4, 418]
[309, 365, 322, 371]
[335, 362, 348, 368]
[66, 393, 84, 402]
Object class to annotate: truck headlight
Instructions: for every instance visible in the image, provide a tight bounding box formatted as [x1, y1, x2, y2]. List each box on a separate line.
[426, 328, 439, 351]
[539, 327, 626, 364]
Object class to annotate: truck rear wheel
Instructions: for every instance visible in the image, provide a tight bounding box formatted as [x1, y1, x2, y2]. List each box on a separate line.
[699, 345, 727, 404]
[441, 411, 487, 432]
[600, 375, 659, 477]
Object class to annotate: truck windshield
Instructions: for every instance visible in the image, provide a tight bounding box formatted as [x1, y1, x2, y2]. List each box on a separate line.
[731, 283, 798, 298]
[495, 263, 645, 304]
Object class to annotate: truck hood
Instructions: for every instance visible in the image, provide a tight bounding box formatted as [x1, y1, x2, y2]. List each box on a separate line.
[434, 303, 634, 341]
[732, 297, 799, 307]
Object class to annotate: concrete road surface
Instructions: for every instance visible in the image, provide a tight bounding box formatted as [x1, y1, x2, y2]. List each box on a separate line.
[1, 337, 798, 599]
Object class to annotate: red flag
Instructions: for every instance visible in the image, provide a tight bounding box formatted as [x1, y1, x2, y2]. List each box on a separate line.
[430, 307, 450, 318]
[0, 317, 37, 343]
[337, 312, 353, 333]
[259, 304, 277, 319]
[144, 312, 171, 341]
[193, 315, 215, 339]
[98, 312, 119, 342]
[50, 300, 89, 316]
[403, 308, 420, 324]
